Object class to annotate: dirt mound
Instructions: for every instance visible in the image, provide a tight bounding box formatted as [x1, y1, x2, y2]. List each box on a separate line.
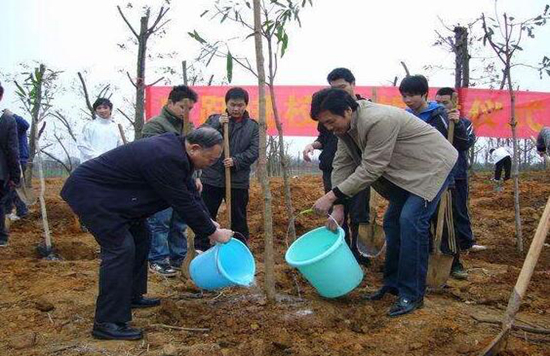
[0, 173, 549, 355]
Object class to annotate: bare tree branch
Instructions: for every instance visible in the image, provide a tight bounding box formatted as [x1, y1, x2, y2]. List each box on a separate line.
[146, 77, 165, 87]
[126, 72, 137, 88]
[52, 111, 78, 143]
[147, 7, 170, 36]
[117, 5, 139, 38]
[117, 108, 134, 125]
[41, 150, 72, 174]
[77, 72, 95, 119]
[401, 61, 411, 76]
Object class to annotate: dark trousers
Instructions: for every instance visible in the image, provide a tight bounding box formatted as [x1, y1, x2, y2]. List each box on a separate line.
[196, 184, 249, 250]
[4, 163, 28, 217]
[84, 219, 150, 324]
[322, 170, 370, 253]
[451, 179, 475, 251]
[0, 181, 9, 243]
[495, 156, 511, 181]
[383, 175, 449, 301]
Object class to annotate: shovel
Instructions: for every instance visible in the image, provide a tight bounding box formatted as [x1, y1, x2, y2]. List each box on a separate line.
[480, 195, 550, 356]
[14, 164, 36, 206]
[426, 191, 454, 288]
[356, 190, 386, 258]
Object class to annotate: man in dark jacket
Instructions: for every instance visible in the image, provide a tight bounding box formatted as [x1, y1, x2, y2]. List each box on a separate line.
[0, 83, 21, 247]
[61, 128, 233, 341]
[302, 68, 370, 265]
[142, 85, 197, 276]
[196, 87, 259, 250]
[436, 87, 477, 280]
[3, 110, 29, 219]
[536, 127, 550, 156]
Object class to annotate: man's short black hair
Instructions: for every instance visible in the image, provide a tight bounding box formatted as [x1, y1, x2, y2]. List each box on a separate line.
[310, 88, 359, 121]
[399, 75, 429, 96]
[0, 82, 4, 98]
[225, 87, 249, 105]
[93, 98, 113, 111]
[436, 87, 456, 96]
[168, 85, 198, 103]
[327, 68, 356, 84]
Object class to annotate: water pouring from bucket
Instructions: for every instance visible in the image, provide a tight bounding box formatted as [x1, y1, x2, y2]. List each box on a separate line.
[189, 236, 256, 291]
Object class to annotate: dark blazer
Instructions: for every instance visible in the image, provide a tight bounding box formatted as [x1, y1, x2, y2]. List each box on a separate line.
[0, 113, 21, 185]
[60, 133, 216, 243]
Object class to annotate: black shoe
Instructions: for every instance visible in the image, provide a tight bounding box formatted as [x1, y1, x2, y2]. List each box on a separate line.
[149, 263, 177, 277]
[91, 322, 143, 340]
[388, 297, 424, 317]
[363, 287, 398, 301]
[0, 240, 7, 247]
[131, 296, 161, 309]
[451, 264, 468, 280]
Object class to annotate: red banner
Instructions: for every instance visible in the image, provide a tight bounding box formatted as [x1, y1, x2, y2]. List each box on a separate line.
[145, 86, 550, 138]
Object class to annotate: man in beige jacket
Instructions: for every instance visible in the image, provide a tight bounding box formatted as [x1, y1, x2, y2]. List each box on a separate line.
[311, 88, 457, 317]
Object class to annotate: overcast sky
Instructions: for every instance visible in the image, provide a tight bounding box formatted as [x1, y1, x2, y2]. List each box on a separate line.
[1, 0, 549, 157]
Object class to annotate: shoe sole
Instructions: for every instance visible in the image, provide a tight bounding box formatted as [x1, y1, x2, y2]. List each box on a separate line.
[148, 269, 177, 277]
[91, 330, 143, 340]
[131, 303, 160, 309]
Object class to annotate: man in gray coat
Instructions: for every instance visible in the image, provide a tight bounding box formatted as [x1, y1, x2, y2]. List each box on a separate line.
[311, 88, 457, 317]
[196, 87, 259, 250]
[0, 83, 21, 247]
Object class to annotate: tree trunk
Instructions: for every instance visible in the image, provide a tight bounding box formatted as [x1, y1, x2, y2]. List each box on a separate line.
[25, 64, 46, 188]
[266, 40, 296, 242]
[253, 0, 276, 302]
[134, 13, 149, 141]
[506, 64, 523, 253]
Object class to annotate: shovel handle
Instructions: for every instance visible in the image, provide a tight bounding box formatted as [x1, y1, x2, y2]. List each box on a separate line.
[505, 195, 550, 321]
[223, 121, 231, 227]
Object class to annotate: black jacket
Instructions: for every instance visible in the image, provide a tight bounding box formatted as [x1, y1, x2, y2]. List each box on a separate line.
[60, 133, 216, 243]
[0, 113, 21, 185]
[423, 105, 471, 151]
[454, 118, 476, 179]
[200, 111, 259, 189]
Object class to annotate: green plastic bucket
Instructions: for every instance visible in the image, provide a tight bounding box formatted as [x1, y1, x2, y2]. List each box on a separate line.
[285, 226, 364, 298]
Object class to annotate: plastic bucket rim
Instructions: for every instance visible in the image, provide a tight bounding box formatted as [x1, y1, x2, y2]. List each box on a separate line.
[216, 238, 256, 286]
[285, 226, 345, 267]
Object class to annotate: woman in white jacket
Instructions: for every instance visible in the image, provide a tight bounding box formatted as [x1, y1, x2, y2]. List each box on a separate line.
[78, 98, 123, 162]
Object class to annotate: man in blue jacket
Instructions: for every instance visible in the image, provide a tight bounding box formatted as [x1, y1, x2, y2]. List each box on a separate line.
[435, 87, 477, 280]
[61, 127, 233, 341]
[3, 110, 29, 219]
[0, 83, 21, 247]
[400, 76, 474, 278]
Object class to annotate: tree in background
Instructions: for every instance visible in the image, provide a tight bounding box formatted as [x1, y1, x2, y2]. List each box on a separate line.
[13, 64, 62, 186]
[117, 2, 170, 140]
[481, 1, 550, 252]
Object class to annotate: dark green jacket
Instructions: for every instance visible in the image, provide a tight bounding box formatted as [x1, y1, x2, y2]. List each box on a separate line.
[142, 106, 194, 138]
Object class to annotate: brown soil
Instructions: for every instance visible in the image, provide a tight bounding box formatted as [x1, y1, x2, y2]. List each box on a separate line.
[0, 173, 549, 356]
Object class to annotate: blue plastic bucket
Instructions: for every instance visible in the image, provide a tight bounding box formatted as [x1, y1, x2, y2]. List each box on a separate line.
[190, 238, 256, 290]
[285, 226, 364, 298]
